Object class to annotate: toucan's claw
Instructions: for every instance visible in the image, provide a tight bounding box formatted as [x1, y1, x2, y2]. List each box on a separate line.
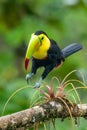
[34, 82, 41, 88]
[26, 73, 34, 83]
[34, 78, 42, 88]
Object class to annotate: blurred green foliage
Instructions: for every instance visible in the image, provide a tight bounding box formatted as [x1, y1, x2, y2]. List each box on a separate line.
[0, 0, 87, 129]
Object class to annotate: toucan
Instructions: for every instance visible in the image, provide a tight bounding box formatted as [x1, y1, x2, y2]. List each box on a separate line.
[25, 30, 82, 88]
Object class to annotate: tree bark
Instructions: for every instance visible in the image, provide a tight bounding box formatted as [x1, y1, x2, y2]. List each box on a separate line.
[0, 98, 87, 130]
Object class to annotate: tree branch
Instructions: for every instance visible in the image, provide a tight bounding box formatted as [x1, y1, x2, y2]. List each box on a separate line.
[0, 98, 87, 129]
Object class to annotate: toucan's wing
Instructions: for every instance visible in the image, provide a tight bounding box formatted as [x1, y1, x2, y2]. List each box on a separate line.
[47, 39, 62, 61]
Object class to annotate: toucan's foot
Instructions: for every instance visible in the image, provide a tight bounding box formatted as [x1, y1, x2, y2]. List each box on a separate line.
[34, 82, 41, 88]
[34, 78, 42, 88]
[25, 73, 34, 83]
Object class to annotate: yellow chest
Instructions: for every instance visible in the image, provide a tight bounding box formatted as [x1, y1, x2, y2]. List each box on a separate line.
[33, 38, 50, 59]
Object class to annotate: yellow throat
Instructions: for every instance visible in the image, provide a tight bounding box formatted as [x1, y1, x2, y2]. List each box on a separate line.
[33, 34, 50, 59]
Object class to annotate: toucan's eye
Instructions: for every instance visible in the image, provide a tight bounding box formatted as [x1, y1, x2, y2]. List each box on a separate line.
[41, 36, 44, 40]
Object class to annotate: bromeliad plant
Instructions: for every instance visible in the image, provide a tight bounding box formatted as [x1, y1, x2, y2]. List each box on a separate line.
[37, 70, 87, 130]
[2, 70, 87, 130]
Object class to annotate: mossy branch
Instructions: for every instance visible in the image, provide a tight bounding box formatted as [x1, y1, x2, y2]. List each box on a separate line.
[0, 98, 87, 130]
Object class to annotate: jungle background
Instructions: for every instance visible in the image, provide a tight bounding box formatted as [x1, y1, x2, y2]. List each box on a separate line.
[0, 0, 87, 129]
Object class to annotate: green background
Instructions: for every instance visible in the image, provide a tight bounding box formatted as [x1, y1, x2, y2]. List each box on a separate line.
[0, 0, 87, 129]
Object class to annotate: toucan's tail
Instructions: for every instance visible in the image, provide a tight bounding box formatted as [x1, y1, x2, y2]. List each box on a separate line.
[62, 43, 82, 58]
